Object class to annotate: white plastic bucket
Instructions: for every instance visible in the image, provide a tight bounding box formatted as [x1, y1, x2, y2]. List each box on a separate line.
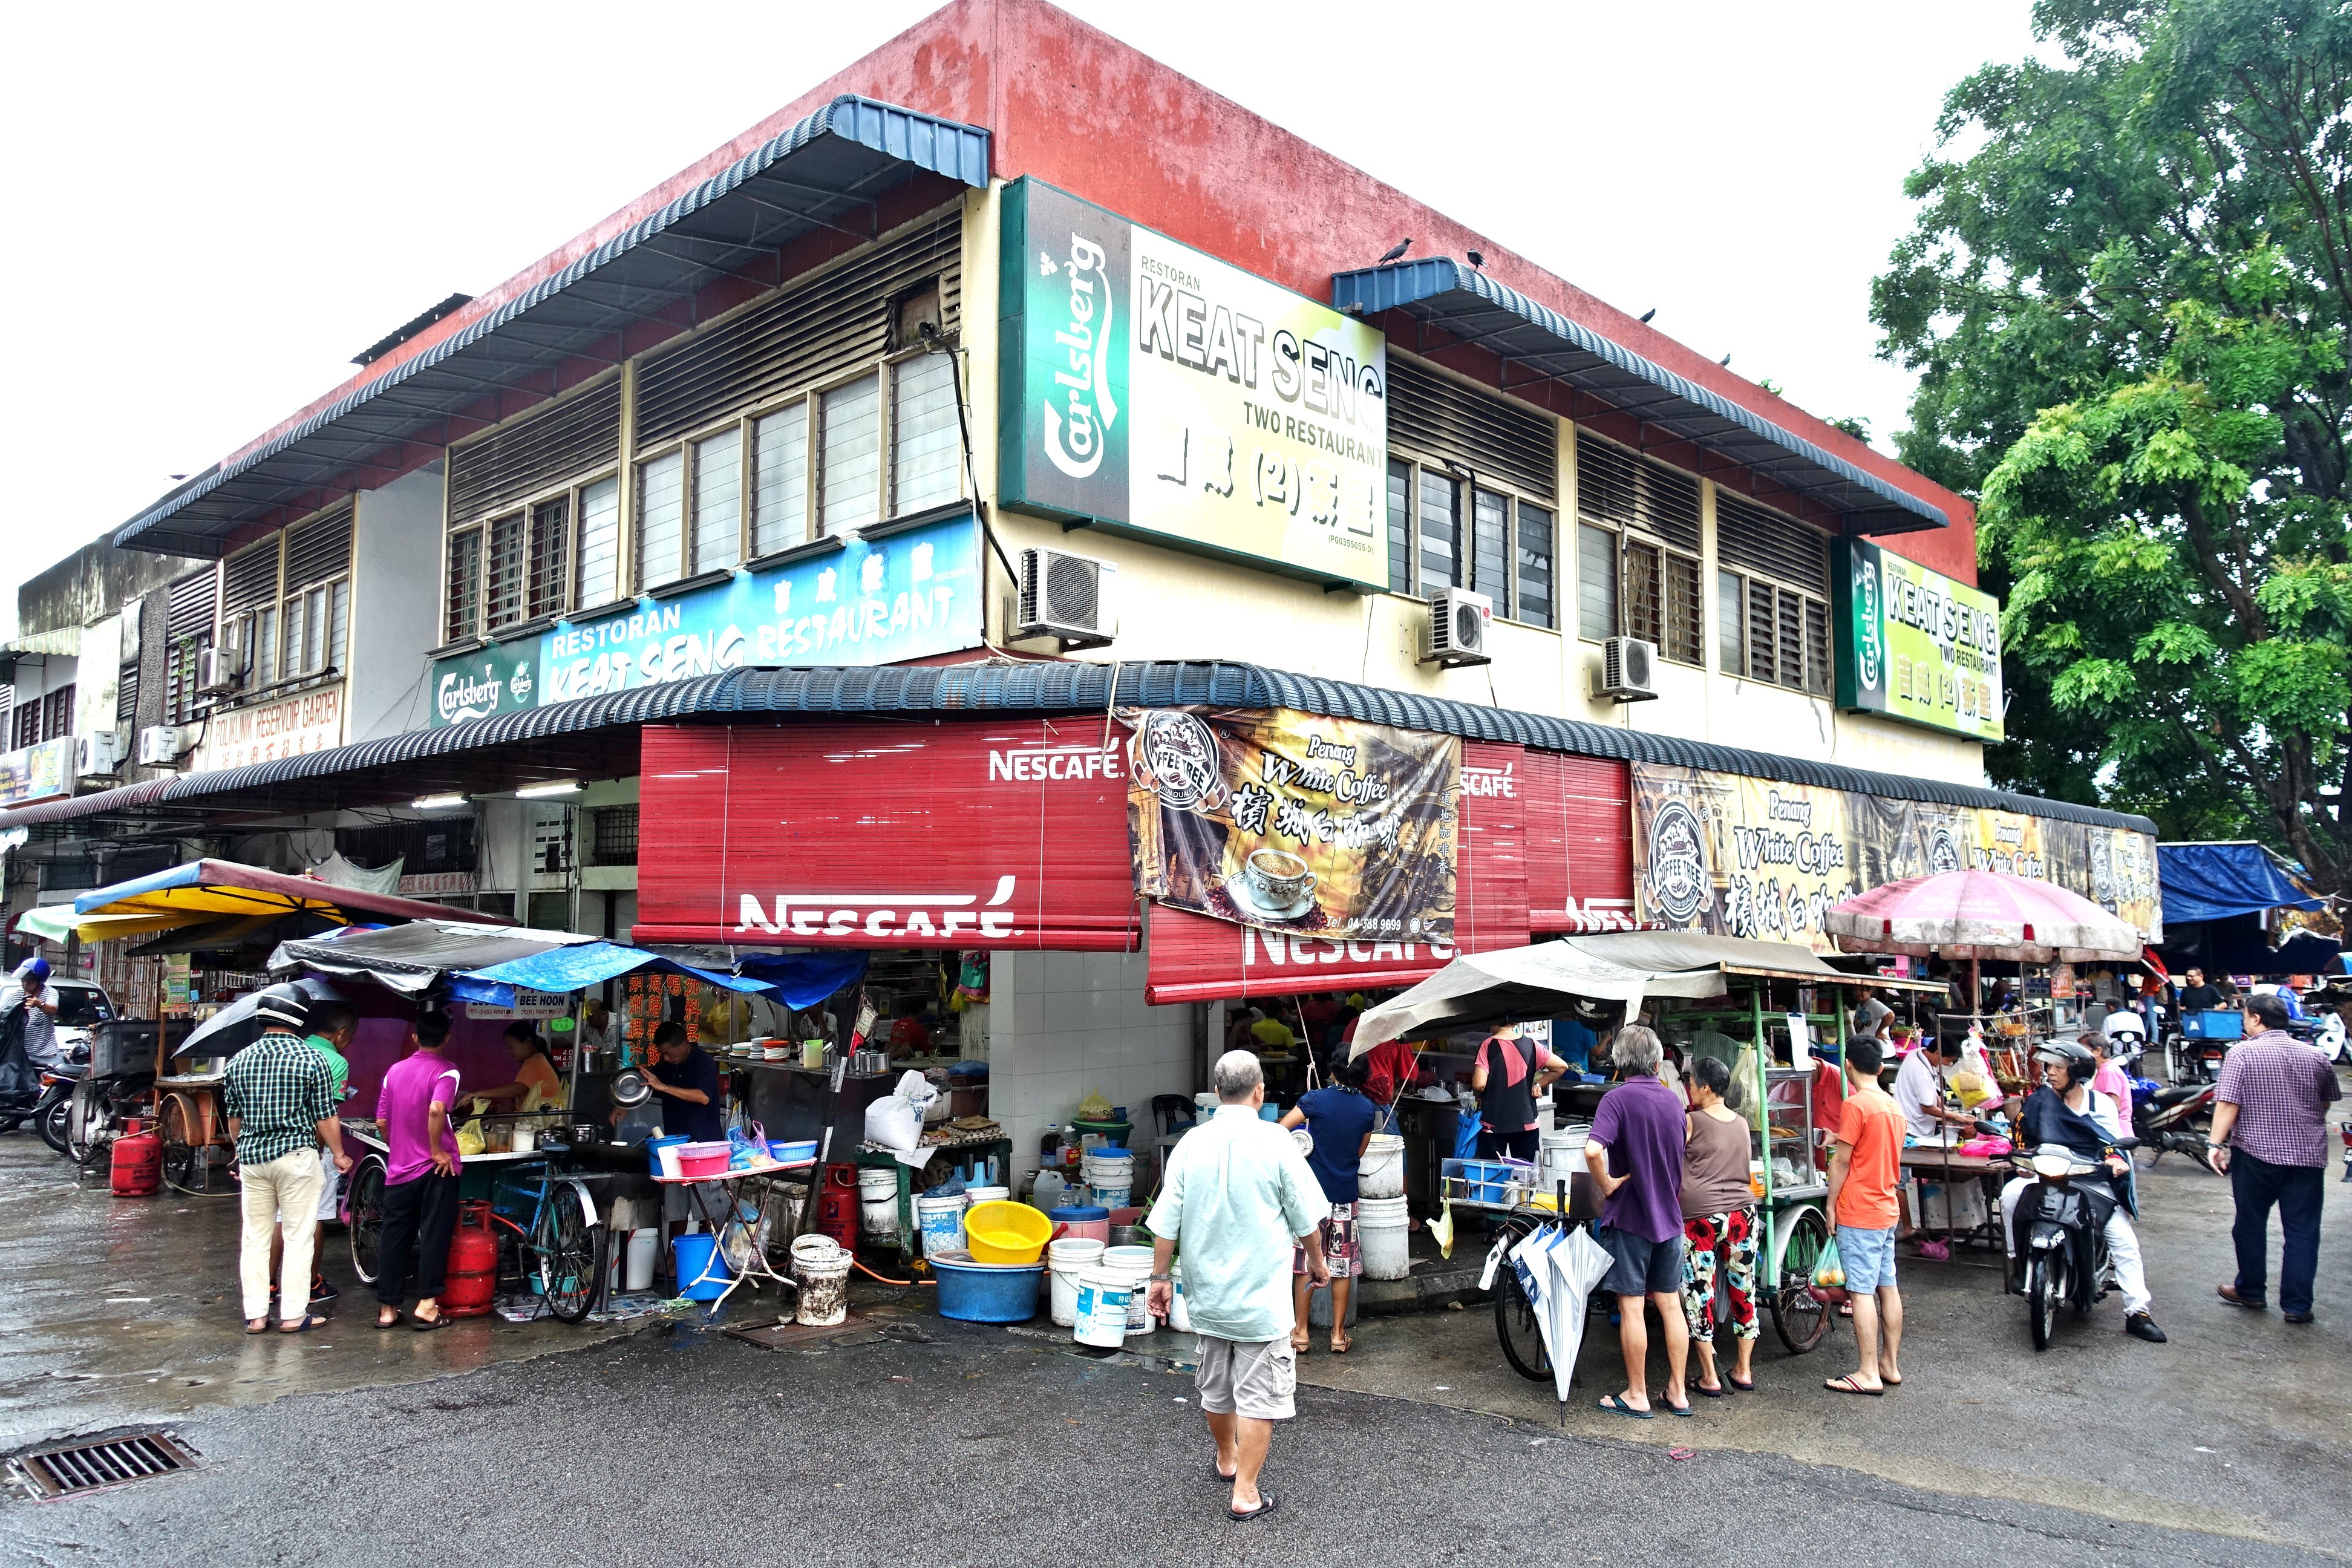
[1073, 1269, 1131, 1348]
[858, 1168, 901, 1241]
[1168, 1261, 1191, 1333]
[1048, 1236, 1106, 1267]
[1358, 1133, 1406, 1198]
[1088, 1181, 1132, 1209]
[1359, 1195, 1411, 1281]
[966, 1184, 1010, 1206]
[1047, 1236, 1105, 1328]
[915, 1191, 968, 1258]
[791, 1234, 852, 1326]
[625, 1227, 659, 1292]
[1099, 1244, 1156, 1332]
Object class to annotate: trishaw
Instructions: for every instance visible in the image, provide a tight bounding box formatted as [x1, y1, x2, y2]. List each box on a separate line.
[1353, 930, 1942, 1385]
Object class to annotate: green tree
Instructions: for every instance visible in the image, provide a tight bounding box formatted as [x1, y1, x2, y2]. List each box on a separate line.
[1874, 0, 2352, 891]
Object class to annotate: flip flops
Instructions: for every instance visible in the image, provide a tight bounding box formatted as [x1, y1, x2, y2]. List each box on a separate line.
[1727, 1375, 1757, 1393]
[1228, 1491, 1279, 1523]
[1824, 1374, 1884, 1396]
[410, 1307, 448, 1333]
[1694, 1382, 1729, 1398]
[1597, 1394, 1654, 1419]
[278, 1314, 330, 1334]
[1209, 1464, 1236, 1486]
[1663, 1399, 1694, 1417]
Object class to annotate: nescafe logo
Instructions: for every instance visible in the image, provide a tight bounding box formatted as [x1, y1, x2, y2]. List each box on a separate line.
[1647, 799, 1710, 925]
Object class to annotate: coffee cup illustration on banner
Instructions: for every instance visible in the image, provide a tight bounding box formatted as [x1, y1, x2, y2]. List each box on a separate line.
[1241, 848, 1317, 915]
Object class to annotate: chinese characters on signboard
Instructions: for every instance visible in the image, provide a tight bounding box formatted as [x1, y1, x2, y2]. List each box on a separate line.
[1835, 539, 2005, 741]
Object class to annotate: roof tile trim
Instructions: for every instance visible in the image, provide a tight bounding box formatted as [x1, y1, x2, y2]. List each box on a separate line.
[2, 661, 2154, 837]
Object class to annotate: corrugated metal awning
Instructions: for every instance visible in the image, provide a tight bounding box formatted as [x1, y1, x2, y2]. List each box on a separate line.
[0, 660, 2153, 837]
[113, 96, 992, 557]
[4, 627, 83, 658]
[1331, 258, 1945, 534]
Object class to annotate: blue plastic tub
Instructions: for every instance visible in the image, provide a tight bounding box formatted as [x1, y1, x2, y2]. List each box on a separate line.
[645, 1135, 690, 1175]
[672, 1233, 733, 1301]
[1462, 1160, 1511, 1203]
[929, 1252, 1044, 1323]
[768, 1138, 818, 1164]
[2183, 1009, 2244, 1040]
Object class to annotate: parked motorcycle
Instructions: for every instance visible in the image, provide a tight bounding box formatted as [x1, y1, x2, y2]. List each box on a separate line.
[2132, 1079, 2216, 1169]
[62, 1021, 158, 1168]
[33, 1063, 88, 1154]
[2008, 1139, 2138, 1351]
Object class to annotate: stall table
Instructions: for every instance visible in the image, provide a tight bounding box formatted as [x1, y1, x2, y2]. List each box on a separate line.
[653, 1161, 816, 1314]
[1898, 1145, 2009, 1250]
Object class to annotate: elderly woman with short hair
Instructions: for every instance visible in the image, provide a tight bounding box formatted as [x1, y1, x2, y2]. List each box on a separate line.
[1677, 1054, 1760, 1396]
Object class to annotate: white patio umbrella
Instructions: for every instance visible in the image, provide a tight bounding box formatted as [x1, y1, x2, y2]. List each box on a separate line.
[1508, 1221, 1616, 1422]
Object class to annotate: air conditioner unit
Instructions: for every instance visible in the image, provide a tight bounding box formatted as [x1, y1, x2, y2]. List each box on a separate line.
[1016, 547, 1116, 648]
[1420, 587, 1492, 668]
[1594, 636, 1660, 702]
[75, 732, 122, 778]
[136, 725, 187, 768]
[195, 644, 243, 696]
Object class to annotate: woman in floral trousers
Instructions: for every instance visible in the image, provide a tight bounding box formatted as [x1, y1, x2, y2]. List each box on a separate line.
[1679, 1056, 1761, 1394]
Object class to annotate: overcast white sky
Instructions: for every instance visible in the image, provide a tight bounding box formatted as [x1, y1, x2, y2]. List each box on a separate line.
[0, 0, 2040, 606]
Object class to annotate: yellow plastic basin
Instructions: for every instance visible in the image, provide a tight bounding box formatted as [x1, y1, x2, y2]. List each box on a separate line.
[964, 1199, 1052, 1264]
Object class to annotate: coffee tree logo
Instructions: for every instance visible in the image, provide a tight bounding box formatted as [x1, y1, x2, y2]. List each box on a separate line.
[1128, 710, 1227, 814]
[1646, 798, 1711, 925]
[1927, 825, 1961, 876]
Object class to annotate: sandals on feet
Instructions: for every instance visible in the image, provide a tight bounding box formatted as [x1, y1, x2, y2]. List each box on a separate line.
[1824, 1374, 1884, 1396]
[1597, 1394, 1654, 1419]
[1229, 1491, 1279, 1523]
[410, 1307, 448, 1332]
[1329, 1332, 1353, 1354]
[278, 1314, 330, 1334]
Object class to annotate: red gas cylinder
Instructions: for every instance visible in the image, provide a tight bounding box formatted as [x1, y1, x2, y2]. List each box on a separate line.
[110, 1129, 162, 1197]
[817, 1165, 861, 1250]
[442, 1200, 499, 1318]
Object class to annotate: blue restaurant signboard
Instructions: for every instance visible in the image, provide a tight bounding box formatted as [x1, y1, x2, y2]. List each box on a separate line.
[430, 511, 984, 727]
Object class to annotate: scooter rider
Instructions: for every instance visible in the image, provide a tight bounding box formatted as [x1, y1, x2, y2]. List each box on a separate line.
[2001, 1040, 2167, 1343]
[0, 958, 64, 1071]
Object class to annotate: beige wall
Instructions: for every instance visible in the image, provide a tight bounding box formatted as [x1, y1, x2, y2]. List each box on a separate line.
[959, 185, 1988, 789]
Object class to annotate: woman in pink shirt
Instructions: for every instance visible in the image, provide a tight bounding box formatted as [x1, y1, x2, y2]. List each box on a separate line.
[2084, 1033, 2135, 1137]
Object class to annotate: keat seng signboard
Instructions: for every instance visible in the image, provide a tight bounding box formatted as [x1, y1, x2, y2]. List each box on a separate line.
[999, 178, 1390, 589]
[632, 721, 1139, 950]
[428, 512, 983, 726]
[1835, 539, 2005, 742]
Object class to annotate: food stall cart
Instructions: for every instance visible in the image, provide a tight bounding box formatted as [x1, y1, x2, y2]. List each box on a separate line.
[1353, 930, 1944, 1380]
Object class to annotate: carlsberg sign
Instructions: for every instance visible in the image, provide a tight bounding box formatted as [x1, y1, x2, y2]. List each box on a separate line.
[999, 178, 1388, 589]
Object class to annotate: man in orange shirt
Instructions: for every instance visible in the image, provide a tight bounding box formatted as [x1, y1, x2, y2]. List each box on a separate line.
[1824, 1035, 1905, 1395]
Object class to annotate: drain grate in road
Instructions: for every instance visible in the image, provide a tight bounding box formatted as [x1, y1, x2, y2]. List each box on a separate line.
[11, 1432, 195, 1500]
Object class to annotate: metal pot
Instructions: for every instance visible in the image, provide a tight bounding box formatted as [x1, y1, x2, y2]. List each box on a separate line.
[566, 1123, 605, 1146]
[609, 1068, 651, 1108]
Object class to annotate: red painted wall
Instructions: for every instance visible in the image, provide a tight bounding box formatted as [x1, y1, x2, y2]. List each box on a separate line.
[223, 0, 1975, 583]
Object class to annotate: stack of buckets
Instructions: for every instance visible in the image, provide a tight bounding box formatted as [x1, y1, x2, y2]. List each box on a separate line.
[1071, 1243, 1157, 1347]
[1080, 1146, 1135, 1208]
[1357, 1132, 1411, 1281]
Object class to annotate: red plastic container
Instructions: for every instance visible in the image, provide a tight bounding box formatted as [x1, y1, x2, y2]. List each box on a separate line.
[442, 1200, 498, 1318]
[110, 1129, 162, 1197]
[676, 1141, 732, 1178]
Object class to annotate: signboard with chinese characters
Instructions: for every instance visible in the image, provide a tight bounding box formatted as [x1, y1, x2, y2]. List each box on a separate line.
[193, 684, 345, 773]
[999, 178, 1390, 589]
[1834, 539, 2004, 741]
[427, 511, 984, 727]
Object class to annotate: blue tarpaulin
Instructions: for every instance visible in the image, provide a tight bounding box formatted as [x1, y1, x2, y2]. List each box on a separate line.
[2156, 842, 2323, 925]
[453, 942, 867, 1008]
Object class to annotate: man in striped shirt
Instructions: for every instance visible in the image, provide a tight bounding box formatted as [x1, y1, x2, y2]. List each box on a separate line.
[2212, 992, 2340, 1324]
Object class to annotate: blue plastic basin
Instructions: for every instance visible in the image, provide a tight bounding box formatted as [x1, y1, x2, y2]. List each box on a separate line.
[930, 1253, 1044, 1323]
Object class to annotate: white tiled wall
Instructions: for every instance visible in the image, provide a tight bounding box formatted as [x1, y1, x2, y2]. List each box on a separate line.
[988, 944, 1200, 1186]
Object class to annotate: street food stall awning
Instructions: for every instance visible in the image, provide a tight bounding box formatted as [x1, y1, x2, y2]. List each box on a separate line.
[272, 920, 587, 995]
[1351, 930, 1882, 1048]
[2156, 841, 2327, 924]
[1827, 869, 2142, 963]
[73, 858, 494, 927]
[449, 939, 818, 1007]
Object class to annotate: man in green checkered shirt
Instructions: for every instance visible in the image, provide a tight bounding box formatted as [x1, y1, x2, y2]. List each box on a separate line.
[222, 987, 352, 1334]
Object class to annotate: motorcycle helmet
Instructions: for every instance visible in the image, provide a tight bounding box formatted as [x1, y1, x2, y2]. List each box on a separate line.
[251, 982, 312, 1032]
[16, 956, 49, 983]
[2033, 1039, 2099, 1090]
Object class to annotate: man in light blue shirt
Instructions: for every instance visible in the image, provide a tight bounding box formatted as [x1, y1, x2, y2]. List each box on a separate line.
[1148, 1050, 1328, 1524]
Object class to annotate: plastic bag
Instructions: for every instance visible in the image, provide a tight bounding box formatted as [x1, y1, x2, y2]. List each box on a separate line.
[454, 1117, 486, 1157]
[1077, 1087, 1114, 1122]
[863, 1071, 937, 1154]
[1808, 1234, 1849, 1304]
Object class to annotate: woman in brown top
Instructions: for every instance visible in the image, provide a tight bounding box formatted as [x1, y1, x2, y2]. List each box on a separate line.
[1679, 1054, 1761, 1394]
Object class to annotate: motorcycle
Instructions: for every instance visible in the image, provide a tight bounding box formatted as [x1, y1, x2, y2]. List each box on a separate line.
[33, 1063, 88, 1154]
[2008, 1138, 2138, 1351]
[62, 1020, 158, 1168]
[2132, 1079, 2216, 1169]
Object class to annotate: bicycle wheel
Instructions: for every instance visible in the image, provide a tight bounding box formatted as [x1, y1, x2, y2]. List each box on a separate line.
[158, 1099, 203, 1195]
[537, 1183, 604, 1324]
[346, 1155, 388, 1285]
[1769, 1205, 1831, 1355]
[1494, 1256, 1554, 1382]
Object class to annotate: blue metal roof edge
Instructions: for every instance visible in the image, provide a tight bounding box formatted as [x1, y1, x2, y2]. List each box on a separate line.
[113, 95, 991, 551]
[1332, 258, 1947, 529]
[120, 659, 2151, 837]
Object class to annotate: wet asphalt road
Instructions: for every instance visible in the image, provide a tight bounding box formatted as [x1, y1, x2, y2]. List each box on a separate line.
[0, 1315, 2337, 1568]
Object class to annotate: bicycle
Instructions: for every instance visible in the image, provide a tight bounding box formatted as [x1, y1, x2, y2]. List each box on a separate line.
[488, 1166, 606, 1323]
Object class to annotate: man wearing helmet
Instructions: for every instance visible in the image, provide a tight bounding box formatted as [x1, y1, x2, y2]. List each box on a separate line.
[1999, 1040, 2166, 1343]
[222, 983, 353, 1334]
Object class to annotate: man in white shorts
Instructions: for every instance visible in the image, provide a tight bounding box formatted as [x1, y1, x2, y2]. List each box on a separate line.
[1147, 1050, 1327, 1524]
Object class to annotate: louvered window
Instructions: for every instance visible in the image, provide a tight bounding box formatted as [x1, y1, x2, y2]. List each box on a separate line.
[636, 451, 685, 591]
[632, 218, 961, 448]
[1575, 433, 1700, 659]
[220, 538, 282, 689]
[819, 373, 881, 535]
[892, 350, 960, 515]
[1622, 540, 1662, 645]
[1578, 524, 1616, 641]
[11, 702, 37, 748]
[1804, 598, 1832, 695]
[529, 498, 570, 619]
[1722, 566, 1831, 695]
[1662, 552, 1704, 665]
[282, 581, 348, 679]
[692, 428, 743, 573]
[116, 664, 137, 724]
[163, 567, 217, 725]
[284, 507, 351, 590]
[753, 404, 810, 557]
[484, 513, 528, 630]
[576, 477, 620, 611]
[1716, 492, 1830, 596]
[1575, 432, 1699, 551]
[445, 529, 483, 643]
[1717, 570, 1745, 674]
[1385, 459, 1412, 592]
[1419, 471, 1459, 592]
[1472, 489, 1509, 604]
[1387, 358, 1556, 500]
[446, 379, 622, 524]
[41, 686, 74, 741]
[1516, 505, 1554, 630]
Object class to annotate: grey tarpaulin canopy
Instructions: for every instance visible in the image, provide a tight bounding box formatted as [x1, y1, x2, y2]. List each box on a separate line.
[269, 921, 598, 995]
[1350, 930, 1924, 1050]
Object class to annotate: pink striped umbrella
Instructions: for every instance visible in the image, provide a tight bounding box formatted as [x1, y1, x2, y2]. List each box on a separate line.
[1826, 869, 2143, 962]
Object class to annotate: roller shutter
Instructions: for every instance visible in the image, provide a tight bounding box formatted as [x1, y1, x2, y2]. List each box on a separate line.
[1385, 358, 1557, 501]
[447, 379, 622, 525]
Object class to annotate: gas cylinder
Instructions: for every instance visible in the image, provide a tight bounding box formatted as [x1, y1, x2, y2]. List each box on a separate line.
[110, 1128, 162, 1197]
[442, 1200, 499, 1317]
[817, 1165, 861, 1250]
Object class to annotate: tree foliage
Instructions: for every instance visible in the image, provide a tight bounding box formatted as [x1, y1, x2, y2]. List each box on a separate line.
[1874, 0, 2352, 890]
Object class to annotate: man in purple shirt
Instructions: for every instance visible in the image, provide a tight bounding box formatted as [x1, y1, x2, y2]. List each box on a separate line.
[374, 1011, 464, 1330]
[2212, 992, 2341, 1323]
[1583, 1026, 1689, 1417]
